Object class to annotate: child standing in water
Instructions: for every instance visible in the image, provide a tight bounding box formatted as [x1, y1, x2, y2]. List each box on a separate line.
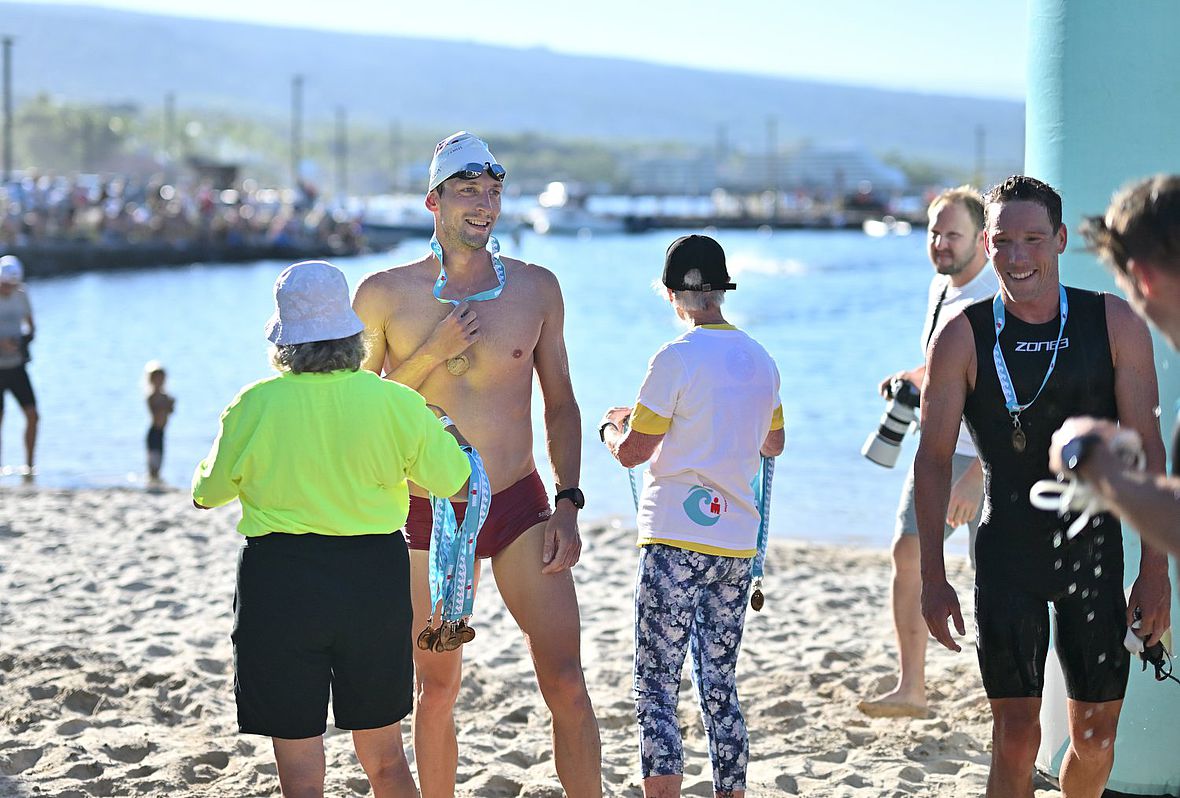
[144, 361, 174, 485]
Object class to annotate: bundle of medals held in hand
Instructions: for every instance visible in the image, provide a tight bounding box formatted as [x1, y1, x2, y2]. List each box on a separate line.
[417, 617, 476, 652]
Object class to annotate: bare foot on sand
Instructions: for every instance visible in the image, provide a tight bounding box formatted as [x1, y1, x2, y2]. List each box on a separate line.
[857, 691, 932, 719]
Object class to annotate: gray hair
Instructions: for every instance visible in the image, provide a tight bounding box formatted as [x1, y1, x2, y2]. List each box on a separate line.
[665, 268, 726, 312]
[270, 332, 367, 374]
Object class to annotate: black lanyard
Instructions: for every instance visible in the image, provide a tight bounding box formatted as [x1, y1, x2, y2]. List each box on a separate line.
[925, 281, 949, 351]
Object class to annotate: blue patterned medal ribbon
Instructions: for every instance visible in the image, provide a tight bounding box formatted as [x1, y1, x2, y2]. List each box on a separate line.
[991, 285, 1068, 416]
[428, 447, 491, 622]
[751, 455, 775, 580]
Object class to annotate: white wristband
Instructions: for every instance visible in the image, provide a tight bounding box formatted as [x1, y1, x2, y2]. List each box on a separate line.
[438, 415, 455, 429]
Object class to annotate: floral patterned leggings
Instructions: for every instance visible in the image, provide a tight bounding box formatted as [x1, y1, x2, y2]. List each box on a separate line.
[634, 543, 752, 792]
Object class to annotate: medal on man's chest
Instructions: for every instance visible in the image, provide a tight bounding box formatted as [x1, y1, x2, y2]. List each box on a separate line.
[446, 354, 470, 376]
[430, 234, 505, 382]
[1010, 413, 1027, 453]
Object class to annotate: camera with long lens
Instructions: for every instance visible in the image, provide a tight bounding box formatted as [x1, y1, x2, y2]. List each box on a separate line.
[862, 377, 921, 468]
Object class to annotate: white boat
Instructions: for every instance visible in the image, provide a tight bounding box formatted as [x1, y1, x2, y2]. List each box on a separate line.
[862, 215, 913, 237]
[527, 182, 626, 236]
[359, 195, 434, 250]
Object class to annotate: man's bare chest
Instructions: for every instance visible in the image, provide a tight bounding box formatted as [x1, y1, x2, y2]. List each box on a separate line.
[392, 291, 543, 368]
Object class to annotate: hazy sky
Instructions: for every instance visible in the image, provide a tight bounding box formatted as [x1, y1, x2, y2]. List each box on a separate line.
[22, 0, 1029, 99]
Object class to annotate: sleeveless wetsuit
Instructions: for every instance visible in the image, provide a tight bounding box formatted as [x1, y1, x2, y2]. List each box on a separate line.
[962, 287, 1129, 702]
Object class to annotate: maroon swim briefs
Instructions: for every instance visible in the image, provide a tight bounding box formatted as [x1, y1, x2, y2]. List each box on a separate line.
[405, 470, 553, 559]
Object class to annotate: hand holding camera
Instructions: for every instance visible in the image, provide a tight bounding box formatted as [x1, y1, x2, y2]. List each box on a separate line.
[877, 369, 917, 399]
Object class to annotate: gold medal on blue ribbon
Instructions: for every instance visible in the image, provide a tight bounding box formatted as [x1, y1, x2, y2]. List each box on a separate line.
[446, 354, 470, 376]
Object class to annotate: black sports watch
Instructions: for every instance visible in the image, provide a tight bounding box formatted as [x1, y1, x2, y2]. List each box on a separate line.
[555, 487, 585, 510]
[1061, 433, 1103, 476]
[598, 421, 619, 442]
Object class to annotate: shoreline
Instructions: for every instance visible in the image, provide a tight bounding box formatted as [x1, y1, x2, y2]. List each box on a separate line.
[0, 486, 1054, 796]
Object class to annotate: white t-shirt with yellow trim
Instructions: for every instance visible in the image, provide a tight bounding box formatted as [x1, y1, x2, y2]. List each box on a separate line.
[631, 324, 783, 556]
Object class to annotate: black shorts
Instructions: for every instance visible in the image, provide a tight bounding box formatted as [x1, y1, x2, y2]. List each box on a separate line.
[0, 366, 35, 409]
[975, 543, 1129, 703]
[146, 426, 164, 453]
[232, 532, 414, 739]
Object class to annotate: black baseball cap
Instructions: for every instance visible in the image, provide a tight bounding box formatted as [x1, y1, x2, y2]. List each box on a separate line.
[662, 235, 736, 291]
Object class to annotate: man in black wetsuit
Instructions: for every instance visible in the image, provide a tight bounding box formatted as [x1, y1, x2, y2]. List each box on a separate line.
[916, 175, 1172, 798]
[1048, 175, 1180, 561]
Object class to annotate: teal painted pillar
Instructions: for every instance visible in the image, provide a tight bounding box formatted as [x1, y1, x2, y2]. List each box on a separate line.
[1027, 0, 1180, 404]
[1027, 1, 1180, 794]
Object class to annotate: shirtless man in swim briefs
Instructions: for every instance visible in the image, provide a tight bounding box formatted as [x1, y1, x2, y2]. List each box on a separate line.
[352, 132, 602, 797]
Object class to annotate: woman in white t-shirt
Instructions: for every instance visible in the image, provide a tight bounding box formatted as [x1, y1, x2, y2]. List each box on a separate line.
[600, 235, 784, 798]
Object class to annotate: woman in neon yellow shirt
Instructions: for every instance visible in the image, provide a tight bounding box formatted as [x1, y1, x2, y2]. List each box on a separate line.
[194, 260, 470, 798]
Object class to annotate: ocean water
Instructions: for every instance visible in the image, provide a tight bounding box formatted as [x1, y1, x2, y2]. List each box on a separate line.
[1, 228, 968, 552]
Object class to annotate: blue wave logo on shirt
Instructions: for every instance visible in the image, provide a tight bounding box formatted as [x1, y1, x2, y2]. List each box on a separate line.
[683, 485, 726, 526]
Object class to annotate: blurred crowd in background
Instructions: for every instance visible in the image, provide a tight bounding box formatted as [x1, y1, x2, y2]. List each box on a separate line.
[0, 173, 363, 253]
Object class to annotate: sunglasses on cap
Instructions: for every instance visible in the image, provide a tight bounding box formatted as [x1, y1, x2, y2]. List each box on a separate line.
[447, 162, 507, 182]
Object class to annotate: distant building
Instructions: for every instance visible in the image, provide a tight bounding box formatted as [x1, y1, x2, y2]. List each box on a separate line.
[726, 144, 907, 196]
[622, 154, 721, 195]
[621, 145, 906, 197]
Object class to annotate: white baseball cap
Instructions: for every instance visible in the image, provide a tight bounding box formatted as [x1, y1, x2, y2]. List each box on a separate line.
[0, 255, 24, 284]
[264, 260, 364, 346]
[427, 131, 505, 193]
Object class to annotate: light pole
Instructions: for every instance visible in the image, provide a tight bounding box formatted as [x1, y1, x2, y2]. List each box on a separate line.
[766, 115, 779, 220]
[163, 91, 175, 161]
[389, 121, 401, 193]
[290, 74, 304, 188]
[974, 124, 986, 188]
[2, 36, 13, 183]
[335, 105, 347, 199]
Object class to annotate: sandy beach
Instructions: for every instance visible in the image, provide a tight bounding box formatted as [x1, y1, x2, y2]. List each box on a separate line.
[0, 486, 1063, 797]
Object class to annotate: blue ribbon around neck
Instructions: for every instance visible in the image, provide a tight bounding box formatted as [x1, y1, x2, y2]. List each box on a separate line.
[991, 284, 1069, 419]
[428, 447, 491, 622]
[430, 234, 506, 306]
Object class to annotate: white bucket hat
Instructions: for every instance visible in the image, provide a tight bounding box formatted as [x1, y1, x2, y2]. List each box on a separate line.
[264, 260, 364, 346]
[427, 131, 504, 193]
[0, 255, 24, 284]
